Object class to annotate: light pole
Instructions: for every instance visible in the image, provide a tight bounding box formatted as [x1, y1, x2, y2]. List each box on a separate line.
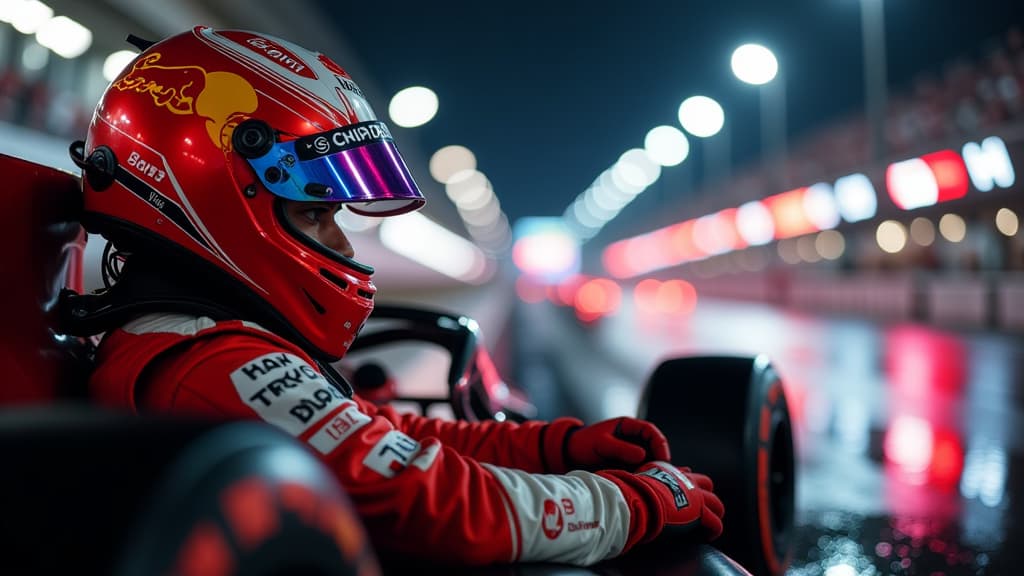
[731, 43, 786, 190]
[677, 95, 728, 186]
[860, 0, 888, 162]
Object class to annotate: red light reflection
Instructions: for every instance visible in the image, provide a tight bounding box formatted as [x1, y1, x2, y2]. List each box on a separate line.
[882, 325, 966, 511]
[574, 278, 622, 321]
[515, 276, 547, 303]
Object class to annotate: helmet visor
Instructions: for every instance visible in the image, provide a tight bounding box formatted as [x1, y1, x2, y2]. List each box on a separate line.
[245, 121, 425, 216]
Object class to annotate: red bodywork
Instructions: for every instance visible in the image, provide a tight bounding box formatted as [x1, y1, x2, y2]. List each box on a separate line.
[0, 153, 86, 404]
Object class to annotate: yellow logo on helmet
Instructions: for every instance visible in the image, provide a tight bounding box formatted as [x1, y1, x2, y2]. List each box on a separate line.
[114, 52, 258, 150]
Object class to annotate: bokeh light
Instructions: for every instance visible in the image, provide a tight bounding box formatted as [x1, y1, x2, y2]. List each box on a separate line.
[938, 213, 967, 243]
[996, 207, 1019, 237]
[730, 43, 779, 85]
[430, 145, 477, 183]
[815, 230, 846, 260]
[677, 95, 725, 138]
[876, 220, 908, 254]
[388, 86, 438, 128]
[103, 50, 138, 81]
[909, 217, 935, 246]
[644, 125, 690, 167]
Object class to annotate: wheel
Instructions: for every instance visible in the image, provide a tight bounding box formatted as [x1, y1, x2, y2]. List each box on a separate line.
[637, 355, 795, 576]
[0, 406, 377, 575]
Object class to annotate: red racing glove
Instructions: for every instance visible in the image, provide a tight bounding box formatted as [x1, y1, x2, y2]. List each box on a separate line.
[598, 461, 725, 552]
[564, 417, 671, 471]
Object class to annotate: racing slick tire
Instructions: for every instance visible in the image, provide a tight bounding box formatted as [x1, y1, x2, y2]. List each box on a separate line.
[637, 354, 795, 576]
[0, 406, 377, 576]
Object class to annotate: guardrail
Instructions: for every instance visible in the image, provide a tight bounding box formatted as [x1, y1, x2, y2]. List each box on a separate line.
[691, 270, 1024, 332]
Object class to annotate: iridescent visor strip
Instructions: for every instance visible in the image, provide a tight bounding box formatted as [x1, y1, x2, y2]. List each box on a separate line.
[245, 120, 425, 216]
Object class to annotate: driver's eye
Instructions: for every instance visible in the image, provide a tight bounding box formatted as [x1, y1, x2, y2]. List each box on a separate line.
[302, 208, 329, 223]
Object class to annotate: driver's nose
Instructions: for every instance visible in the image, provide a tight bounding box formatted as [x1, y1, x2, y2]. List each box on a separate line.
[322, 218, 355, 259]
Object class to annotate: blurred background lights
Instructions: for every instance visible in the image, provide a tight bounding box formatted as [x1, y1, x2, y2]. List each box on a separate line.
[429, 145, 476, 183]
[453, 181, 494, 211]
[9, 0, 52, 34]
[102, 50, 137, 81]
[388, 86, 438, 128]
[634, 279, 697, 315]
[582, 191, 618, 220]
[885, 415, 934, 475]
[590, 181, 631, 211]
[616, 148, 661, 187]
[20, 40, 48, 70]
[777, 238, 801, 264]
[797, 235, 821, 263]
[458, 195, 502, 225]
[876, 220, 908, 254]
[644, 125, 690, 166]
[887, 158, 938, 209]
[677, 95, 725, 138]
[609, 162, 646, 195]
[939, 213, 967, 243]
[336, 209, 380, 233]
[909, 216, 936, 246]
[803, 182, 841, 230]
[736, 200, 775, 245]
[961, 136, 1015, 191]
[512, 217, 580, 280]
[36, 15, 92, 58]
[379, 212, 488, 282]
[445, 169, 490, 203]
[730, 43, 779, 85]
[575, 278, 622, 318]
[996, 208, 1019, 237]
[815, 230, 846, 260]
[833, 173, 878, 222]
[823, 563, 858, 576]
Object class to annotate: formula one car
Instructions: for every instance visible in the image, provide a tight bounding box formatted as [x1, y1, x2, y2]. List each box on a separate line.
[0, 153, 794, 575]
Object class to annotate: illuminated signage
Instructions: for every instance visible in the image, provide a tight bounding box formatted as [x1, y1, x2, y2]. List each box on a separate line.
[886, 150, 969, 209]
[962, 136, 1015, 192]
[833, 173, 877, 222]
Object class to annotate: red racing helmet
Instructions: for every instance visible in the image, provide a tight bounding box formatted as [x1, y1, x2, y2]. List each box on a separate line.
[75, 26, 425, 360]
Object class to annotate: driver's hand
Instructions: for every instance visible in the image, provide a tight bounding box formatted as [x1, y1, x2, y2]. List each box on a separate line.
[564, 417, 671, 470]
[598, 461, 725, 551]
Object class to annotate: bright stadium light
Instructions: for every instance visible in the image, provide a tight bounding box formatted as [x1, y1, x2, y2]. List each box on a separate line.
[644, 125, 690, 166]
[617, 148, 661, 187]
[731, 43, 779, 85]
[678, 96, 725, 138]
[36, 15, 92, 58]
[9, 0, 52, 34]
[430, 145, 477, 183]
[103, 50, 137, 81]
[388, 86, 438, 128]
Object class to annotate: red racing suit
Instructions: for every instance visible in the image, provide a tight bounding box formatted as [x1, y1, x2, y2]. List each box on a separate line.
[89, 313, 639, 565]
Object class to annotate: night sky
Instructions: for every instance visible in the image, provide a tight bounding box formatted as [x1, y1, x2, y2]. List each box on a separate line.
[320, 0, 1024, 237]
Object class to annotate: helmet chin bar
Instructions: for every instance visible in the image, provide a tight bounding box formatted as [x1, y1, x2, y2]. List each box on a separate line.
[63, 215, 357, 363]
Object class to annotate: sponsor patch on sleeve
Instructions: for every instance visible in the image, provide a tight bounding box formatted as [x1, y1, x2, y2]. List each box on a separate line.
[308, 402, 372, 454]
[410, 439, 441, 472]
[230, 352, 347, 436]
[362, 430, 422, 478]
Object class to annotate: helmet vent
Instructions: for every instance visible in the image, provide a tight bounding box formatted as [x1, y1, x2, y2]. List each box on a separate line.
[357, 289, 374, 300]
[302, 289, 326, 315]
[319, 268, 349, 290]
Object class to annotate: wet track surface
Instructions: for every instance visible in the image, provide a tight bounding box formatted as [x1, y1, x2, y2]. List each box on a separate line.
[512, 297, 1024, 575]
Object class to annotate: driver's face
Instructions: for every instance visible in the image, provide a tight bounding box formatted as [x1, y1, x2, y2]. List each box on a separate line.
[282, 200, 354, 258]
